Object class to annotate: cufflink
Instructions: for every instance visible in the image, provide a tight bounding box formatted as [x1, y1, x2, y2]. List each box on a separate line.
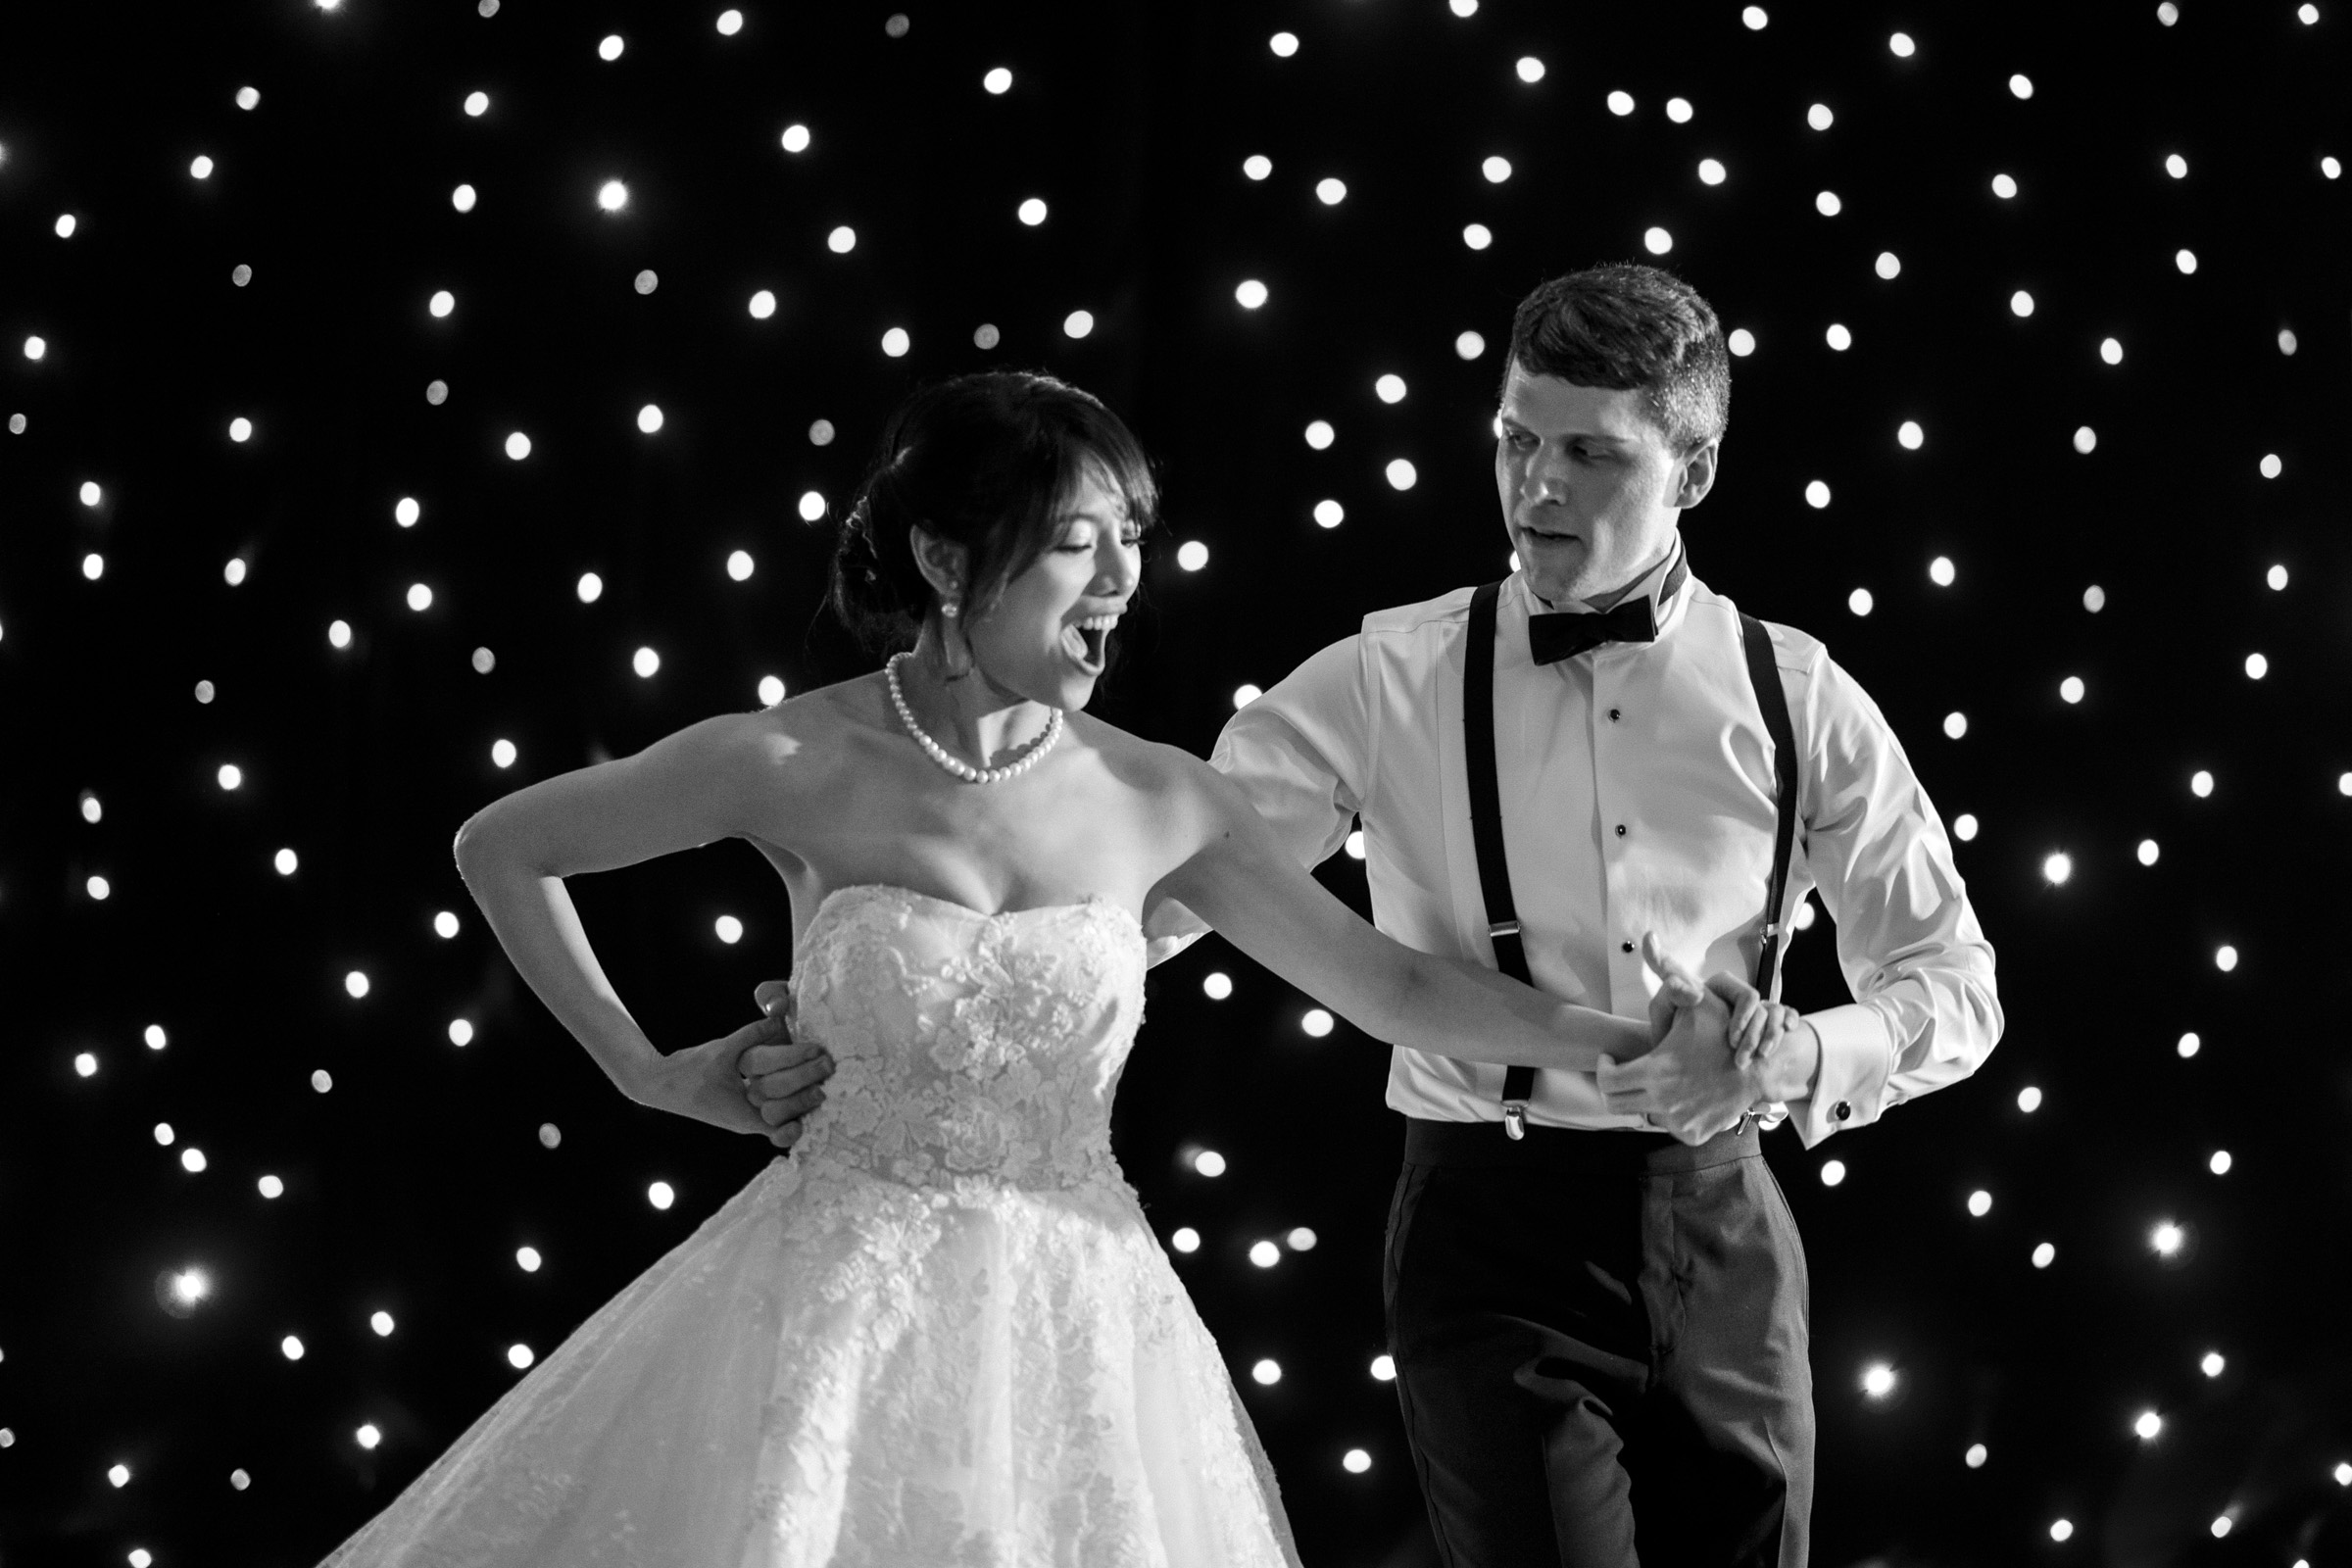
[1833, 1100, 1853, 1123]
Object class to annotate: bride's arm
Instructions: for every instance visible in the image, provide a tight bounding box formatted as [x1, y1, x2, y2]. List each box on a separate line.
[452, 713, 774, 1101]
[1150, 756, 1658, 1072]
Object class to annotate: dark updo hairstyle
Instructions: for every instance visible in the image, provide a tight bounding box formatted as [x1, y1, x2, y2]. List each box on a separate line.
[1504, 263, 1731, 452]
[828, 371, 1159, 655]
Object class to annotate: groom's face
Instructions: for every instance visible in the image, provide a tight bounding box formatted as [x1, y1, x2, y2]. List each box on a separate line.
[1494, 365, 1713, 608]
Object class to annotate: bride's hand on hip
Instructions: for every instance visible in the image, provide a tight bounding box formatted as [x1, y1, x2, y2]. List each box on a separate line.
[738, 984, 834, 1149]
[628, 1013, 800, 1146]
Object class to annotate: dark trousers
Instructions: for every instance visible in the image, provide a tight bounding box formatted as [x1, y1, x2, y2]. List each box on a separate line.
[1383, 1117, 1813, 1568]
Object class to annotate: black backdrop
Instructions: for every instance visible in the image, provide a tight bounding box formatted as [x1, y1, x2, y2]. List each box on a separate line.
[3, 1, 2349, 1563]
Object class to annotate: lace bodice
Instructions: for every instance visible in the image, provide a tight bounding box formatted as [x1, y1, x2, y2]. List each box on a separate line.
[786, 884, 1148, 1195]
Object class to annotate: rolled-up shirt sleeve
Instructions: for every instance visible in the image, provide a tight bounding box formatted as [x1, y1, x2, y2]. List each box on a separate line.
[1141, 635, 1371, 964]
[1784, 649, 2004, 1147]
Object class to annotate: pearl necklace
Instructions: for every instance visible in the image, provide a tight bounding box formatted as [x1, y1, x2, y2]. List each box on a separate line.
[885, 652, 1063, 784]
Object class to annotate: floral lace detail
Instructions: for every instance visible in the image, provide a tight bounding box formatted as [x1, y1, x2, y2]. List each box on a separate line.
[315, 883, 1299, 1568]
[782, 884, 1145, 1200]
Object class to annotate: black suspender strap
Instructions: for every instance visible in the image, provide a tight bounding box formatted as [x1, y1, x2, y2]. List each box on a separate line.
[1738, 612, 1800, 997]
[1459, 580, 1802, 1140]
[1463, 582, 1538, 1138]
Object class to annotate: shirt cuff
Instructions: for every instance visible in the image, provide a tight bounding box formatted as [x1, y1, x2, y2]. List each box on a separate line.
[1783, 1003, 1893, 1148]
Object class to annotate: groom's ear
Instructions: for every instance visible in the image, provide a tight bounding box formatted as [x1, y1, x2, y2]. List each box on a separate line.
[1670, 438, 1721, 512]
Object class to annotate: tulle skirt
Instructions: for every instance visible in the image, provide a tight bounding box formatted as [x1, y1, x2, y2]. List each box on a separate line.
[317, 1156, 1300, 1568]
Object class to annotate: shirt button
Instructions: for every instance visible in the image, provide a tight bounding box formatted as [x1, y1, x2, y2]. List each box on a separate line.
[1608, 708, 1622, 721]
[1615, 824, 1628, 838]
[1620, 941, 1635, 954]
[1833, 1100, 1852, 1123]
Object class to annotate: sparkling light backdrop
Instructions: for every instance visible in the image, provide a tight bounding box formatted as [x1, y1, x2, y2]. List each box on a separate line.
[2, 1, 2348, 1563]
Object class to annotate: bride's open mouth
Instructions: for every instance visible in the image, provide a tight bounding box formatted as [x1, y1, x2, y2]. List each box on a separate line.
[1061, 614, 1118, 674]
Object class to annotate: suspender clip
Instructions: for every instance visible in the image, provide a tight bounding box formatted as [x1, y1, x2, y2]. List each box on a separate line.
[1489, 918, 1520, 940]
[1501, 1102, 1527, 1141]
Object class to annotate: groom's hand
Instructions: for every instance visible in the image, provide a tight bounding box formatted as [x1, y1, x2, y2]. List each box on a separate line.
[734, 982, 834, 1149]
[1600, 989, 1748, 1146]
[1596, 934, 1752, 1146]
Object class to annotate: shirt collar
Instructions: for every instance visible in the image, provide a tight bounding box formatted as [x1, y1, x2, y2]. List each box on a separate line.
[1511, 533, 1692, 631]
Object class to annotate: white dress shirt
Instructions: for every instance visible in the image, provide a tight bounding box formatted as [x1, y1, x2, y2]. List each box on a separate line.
[1203, 539, 2002, 1148]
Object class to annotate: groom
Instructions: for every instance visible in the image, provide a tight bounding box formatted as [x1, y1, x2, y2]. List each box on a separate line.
[739, 262, 2001, 1565]
[1192, 263, 2001, 1566]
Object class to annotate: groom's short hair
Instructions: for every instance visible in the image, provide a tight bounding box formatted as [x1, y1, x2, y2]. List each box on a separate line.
[1505, 264, 1730, 452]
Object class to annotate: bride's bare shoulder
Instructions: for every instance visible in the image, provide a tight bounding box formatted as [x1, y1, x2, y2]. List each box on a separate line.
[749, 672, 885, 731]
[1069, 714, 1225, 807]
[710, 673, 892, 784]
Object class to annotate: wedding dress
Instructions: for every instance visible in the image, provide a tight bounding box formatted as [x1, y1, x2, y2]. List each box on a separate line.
[318, 883, 1301, 1567]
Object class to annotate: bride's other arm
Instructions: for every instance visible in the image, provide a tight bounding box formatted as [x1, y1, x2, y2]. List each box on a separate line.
[1150, 754, 1679, 1072]
[453, 713, 790, 1136]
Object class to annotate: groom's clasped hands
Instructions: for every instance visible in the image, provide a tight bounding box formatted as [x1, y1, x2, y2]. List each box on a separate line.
[723, 934, 1800, 1150]
[1606, 932, 1803, 1145]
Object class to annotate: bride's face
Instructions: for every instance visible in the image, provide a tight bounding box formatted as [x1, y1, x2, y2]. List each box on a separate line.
[962, 466, 1141, 710]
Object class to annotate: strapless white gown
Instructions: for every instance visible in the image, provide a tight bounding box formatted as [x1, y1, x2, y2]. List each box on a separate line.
[318, 884, 1300, 1568]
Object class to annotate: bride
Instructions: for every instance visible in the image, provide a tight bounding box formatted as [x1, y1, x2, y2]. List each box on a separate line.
[320, 371, 1722, 1567]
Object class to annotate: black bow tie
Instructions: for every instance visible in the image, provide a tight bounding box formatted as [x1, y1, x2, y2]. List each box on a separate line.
[1529, 600, 1657, 663]
[1525, 554, 1690, 664]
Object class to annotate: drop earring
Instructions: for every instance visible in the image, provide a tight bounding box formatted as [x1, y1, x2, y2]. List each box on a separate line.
[938, 591, 974, 681]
